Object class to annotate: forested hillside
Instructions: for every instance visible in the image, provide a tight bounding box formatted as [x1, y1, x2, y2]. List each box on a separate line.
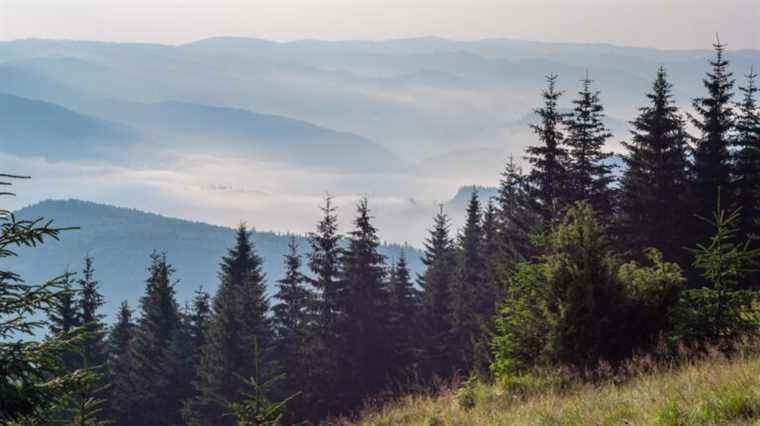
[8, 199, 422, 319]
[3, 39, 760, 426]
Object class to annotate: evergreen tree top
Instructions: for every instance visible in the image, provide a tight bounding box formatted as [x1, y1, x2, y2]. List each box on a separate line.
[422, 204, 454, 267]
[308, 195, 342, 287]
[78, 256, 105, 327]
[735, 67, 760, 141]
[219, 224, 265, 290]
[691, 37, 735, 136]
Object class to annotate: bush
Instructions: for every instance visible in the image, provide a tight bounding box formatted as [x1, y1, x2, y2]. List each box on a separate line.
[492, 202, 684, 379]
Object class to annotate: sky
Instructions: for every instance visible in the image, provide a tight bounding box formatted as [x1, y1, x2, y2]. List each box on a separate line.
[0, 0, 758, 49]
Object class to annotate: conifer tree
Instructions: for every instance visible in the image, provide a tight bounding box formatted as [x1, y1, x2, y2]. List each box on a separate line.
[418, 205, 456, 378]
[1, 174, 92, 423]
[496, 158, 540, 263]
[450, 189, 485, 372]
[77, 257, 107, 368]
[48, 271, 82, 376]
[473, 201, 501, 376]
[386, 251, 421, 381]
[48, 271, 80, 337]
[526, 73, 571, 220]
[186, 287, 211, 364]
[308, 196, 342, 332]
[191, 225, 272, 425]
[733, 68, 760, 242]
[105, 301, 135, 426]
[564, 73, 615, 216]
[305, 196, 343, 416]
[335, 197, 390, 404]
[127, 252, 184, 425]
[176, 288, 211, 423]
[272, 237, 314, 419]
[672, 203, 760, 343]
[690, 38, 736, 238]
[619, 67, 691, 264]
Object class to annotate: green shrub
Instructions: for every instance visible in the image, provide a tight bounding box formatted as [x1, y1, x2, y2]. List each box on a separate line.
[492, 202, 684, 379]
[455, 375, 478, 411]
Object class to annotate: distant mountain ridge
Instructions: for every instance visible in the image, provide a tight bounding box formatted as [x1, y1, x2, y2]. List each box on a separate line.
[0, 93, 140, 159]
[0, 90, 401, 171]
[9, 199, 422, 321]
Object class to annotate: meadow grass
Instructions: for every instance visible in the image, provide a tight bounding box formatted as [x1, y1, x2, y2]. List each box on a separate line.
[351, 350, 760, 425]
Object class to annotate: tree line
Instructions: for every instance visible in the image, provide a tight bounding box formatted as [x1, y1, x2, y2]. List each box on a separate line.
[2, 39, 760, 424]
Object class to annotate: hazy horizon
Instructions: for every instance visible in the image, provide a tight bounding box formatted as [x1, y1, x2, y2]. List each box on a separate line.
[0, 0, 758, 50]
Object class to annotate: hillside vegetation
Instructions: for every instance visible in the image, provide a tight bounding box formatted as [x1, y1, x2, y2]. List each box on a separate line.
[356, 350, 760, 425]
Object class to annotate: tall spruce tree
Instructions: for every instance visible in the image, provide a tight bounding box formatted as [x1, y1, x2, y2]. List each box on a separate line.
[272, 237, 314, 420]
[496, 158, 540, 263]
[386, 251, 422, 382]
[526, 73, 571, 220]
[473, 200, 502, 377]
[305, 196, 343, 417]
[564, 73, 615, 216]
[127, 252, 184, 425]
[450, 189, 485, 372]
[186, 287, 211, 365]
[335, 198, 390, 404]
[106, 301, 135, 426]
[77, 257, 107, 368]
[48, 271, 81, 373]
[177, 287, 211, 422]
[690, 39, 736, 239]
[191, 225, 272, 426]
[619, 67, 692, 264]
[733, 68, 760, 242]
[48, 271, 79, 337]
[418, 206, 457, 379]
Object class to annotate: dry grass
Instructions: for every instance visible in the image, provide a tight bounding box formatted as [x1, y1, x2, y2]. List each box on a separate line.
[352, 350, 760, 425]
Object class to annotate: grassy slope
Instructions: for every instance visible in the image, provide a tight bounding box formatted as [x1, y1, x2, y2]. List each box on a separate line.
[356, 354, 760, 425]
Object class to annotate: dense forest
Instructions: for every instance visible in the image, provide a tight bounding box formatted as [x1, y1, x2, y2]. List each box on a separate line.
[2, 39, 760, 425]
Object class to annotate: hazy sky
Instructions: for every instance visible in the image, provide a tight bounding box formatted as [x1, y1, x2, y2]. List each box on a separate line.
[0, 0, 758, 49]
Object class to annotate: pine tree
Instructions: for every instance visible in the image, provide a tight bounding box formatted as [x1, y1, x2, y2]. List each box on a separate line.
[177, 287, 211, 422]
[733, 68, 760, 243]
[690, 38, 736, 239]
[472, 200, 502, 376]
[496, 158, 540, 263]
[191, 225, 272, 425]
[418, 205, 457, 379]
[526, 73, 571, 220]
[272, 237, 314, 419]
[0, 174, 93, 423]
[187, 287, 211, 364]
[49, 271, 80, 336]
[565, 73, 615, 216]
[105, 301, 135, 425]
[77, 257, 107, 368]
[335, 197, 390, 404]
[224, 339, 298, 426]
[618, 67, 692, 264]
[386, 251, 422, 382]
[127, 252, 184, 425]
[48, 271, 81, 374]
[450, 189, 485, 372]
[672, 203, 760, 343]
[305, 196, 343, 416]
